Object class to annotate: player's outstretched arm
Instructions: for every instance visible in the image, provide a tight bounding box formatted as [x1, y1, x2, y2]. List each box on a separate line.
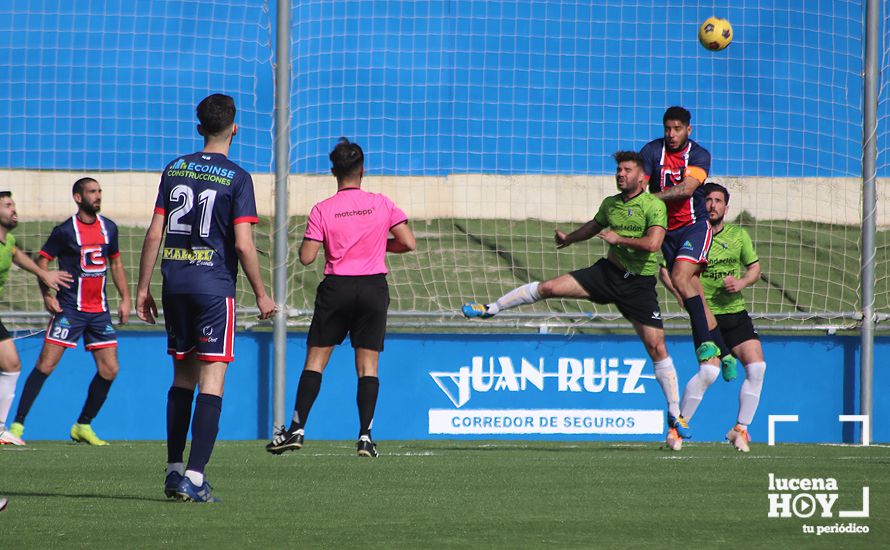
[555, 219, 604, 249]
[386, 222, 416, 254]
[596, 225, 665, 253]
[110, 256, 131, 324]
[234, 222, 276, 320]
[724, 261, 762, 294]
[11, 247, 72, 291]
[135, 213, 164, 324]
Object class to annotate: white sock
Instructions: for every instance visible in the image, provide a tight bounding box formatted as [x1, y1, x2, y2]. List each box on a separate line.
[680, 363, 720, 420]
[0, 371, 20, 426]
[652, 357, 680, 418]
[185, 469, 204, 486]
[166, 462, 184, 476]
[487, 282, 542, 315]
[738, 361, 766, 426]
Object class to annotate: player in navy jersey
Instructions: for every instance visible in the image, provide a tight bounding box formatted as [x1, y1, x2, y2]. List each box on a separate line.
[11, 178, 131, 446]
[640, 107, 737, 422]
[136, 93, 276, 503]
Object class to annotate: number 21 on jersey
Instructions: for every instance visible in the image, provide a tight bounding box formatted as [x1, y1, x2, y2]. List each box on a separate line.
[167, 185, 217, 237]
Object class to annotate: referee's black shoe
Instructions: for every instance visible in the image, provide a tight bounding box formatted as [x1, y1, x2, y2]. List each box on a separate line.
[356, 436, 379, 458]
[266, 426, 304, 454]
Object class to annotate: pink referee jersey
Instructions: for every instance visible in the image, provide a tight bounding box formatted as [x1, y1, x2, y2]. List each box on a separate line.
[304, 187, 408, 276]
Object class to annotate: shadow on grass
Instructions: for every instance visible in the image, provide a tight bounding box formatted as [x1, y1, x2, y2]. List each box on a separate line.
[4, 490, 170, 503]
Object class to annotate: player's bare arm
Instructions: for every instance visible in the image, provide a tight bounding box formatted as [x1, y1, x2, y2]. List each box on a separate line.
[386, 222, 416, 253]
[12, 247, 72, 291]
[34, 256, 62, 314]
[135, 212, 165, 324]
[109, 255, 131, 324]
[597, 225, 665, 253]
[299, 238, 322, 266]
[554, 219, 604, 249]
[724, 261, 762, 294]
[234, 222, 276, 320]
[654, 175, 704, 202]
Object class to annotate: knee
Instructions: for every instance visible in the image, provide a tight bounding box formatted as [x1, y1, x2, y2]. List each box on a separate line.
[0, 358, 21, 373]
[744, 361, 766, 384]
[98, 362, 119, 380]
[647, 342, 667, 361]
[36, 361, 57, 376]
[356, 364, 378, 377]
[537, 280, 555, 298]
[699, 363, 720, 385]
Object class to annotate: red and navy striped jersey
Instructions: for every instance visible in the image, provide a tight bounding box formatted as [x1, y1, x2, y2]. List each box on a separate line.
[154, 151, 258, 297]
[640, 138, 711, 231]
[40, 215, 120, 313]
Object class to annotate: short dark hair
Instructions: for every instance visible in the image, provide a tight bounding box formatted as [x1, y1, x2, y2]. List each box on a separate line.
[329, 137, 364, 179]
[72, 177, 97, 196]
[0, 191, 11, 199]
[663, 106, 691, 126]
[196, 94, 236, 136]
[702, 182, 729, 204]
[612, 150, 644, 168]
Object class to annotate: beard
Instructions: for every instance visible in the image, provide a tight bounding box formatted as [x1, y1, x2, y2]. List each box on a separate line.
[80, 201, 101, 215]
[709, 214, 724, 226]
[0, 217, 16, 230]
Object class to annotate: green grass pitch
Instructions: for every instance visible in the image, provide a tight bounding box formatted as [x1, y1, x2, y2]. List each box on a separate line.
[2, 440, 886, 548]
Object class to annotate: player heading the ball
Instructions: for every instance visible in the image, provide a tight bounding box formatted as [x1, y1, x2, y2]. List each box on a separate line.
[462, 151, 690, 450]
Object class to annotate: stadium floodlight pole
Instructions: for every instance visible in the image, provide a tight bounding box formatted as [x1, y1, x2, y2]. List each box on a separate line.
[272, 0, 291, 430]
[859, 0, 880, 445]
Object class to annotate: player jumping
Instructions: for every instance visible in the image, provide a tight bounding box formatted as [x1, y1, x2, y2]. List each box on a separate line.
[661, 183, 766, 452]
[462, 151, 690, 450]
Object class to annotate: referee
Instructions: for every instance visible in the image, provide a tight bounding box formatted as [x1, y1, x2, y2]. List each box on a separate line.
[267, 138, 415, 458]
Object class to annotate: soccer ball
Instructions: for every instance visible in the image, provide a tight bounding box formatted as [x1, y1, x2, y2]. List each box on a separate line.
[698, 17, 733, 51]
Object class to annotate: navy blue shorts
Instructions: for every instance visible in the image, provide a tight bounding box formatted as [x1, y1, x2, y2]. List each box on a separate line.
[45, 308, 117, 350]
[662, 219, 713, 271]
[163, 293, 236, 363]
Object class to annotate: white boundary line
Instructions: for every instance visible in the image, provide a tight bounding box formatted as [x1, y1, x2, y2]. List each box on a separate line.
[768, 415, 799, 446]
[838, 414, 870, 446]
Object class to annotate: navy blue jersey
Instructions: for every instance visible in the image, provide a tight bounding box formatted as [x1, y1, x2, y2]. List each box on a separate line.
[640, 138, 710, 230]
[154, 151, 258, 297]
[40, 215, 120, 313]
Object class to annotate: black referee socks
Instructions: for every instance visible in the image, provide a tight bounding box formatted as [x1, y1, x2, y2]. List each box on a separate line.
[357, 376, 379, 437]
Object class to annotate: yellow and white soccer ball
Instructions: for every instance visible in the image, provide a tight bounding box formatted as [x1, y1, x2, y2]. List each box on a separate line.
[698, 17, 733, 51]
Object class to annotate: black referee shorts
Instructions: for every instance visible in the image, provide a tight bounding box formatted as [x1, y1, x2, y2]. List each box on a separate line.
[715, 310, 759, 350]
[306, 274, 390, 351]
[569, 258, 663, 328]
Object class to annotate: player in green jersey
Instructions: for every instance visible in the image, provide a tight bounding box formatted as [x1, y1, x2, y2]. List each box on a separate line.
[462, 151, 690, 450]
[661, 182, 765, 452]
[0, 191, 73, 445]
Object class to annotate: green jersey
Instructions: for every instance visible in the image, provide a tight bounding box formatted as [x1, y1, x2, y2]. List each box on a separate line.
[0, 233, 14, 296]
[593, 191, 666, 276]
[702, 224, 759, 314]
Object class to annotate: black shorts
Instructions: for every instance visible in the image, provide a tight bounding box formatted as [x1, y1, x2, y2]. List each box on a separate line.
[0, 318, 9, 342]
[569, 259, 663, 328]
[306, 274, 390, 351]
[715, 311, 759, 350]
